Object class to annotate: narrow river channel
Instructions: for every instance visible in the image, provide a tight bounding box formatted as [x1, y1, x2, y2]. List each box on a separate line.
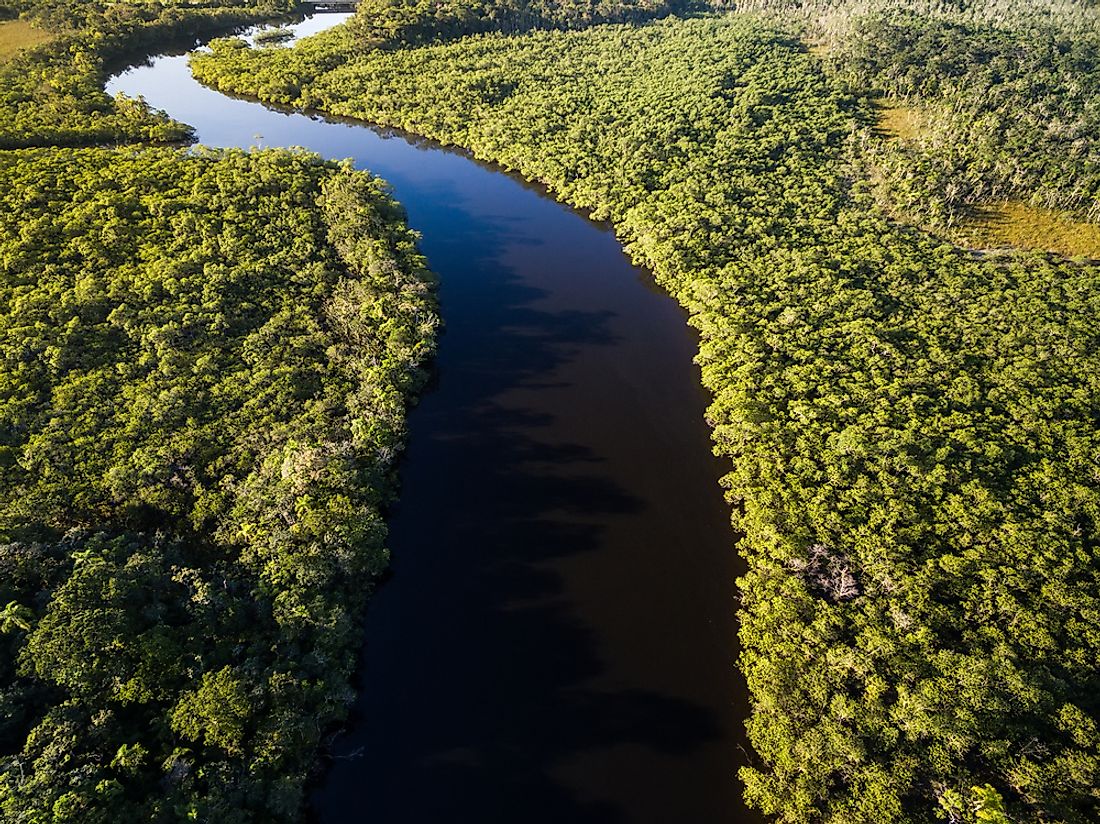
[109, 16, 756, 823]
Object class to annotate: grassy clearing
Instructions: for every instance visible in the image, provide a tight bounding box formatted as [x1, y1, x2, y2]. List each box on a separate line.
[874, 100, 925, 140]
[0, 19, 52, 61]
[956, 200, 1100, 259]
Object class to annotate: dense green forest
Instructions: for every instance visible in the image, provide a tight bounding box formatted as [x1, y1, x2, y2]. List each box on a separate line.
[191, 6, 1100, 823]
[0, 147, 436, 822]
[343, 0, 694, 49]
[0, 3, 439, 821]
[0, 0, 294, 146]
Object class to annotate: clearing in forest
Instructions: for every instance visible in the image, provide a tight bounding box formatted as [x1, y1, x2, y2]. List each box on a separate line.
[874, 100, 925, 140]
[958, 200, 1100, 259]
[0, 19, 52, 61]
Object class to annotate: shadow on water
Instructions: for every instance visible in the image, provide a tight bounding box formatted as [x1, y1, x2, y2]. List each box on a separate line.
[107, 19, 758, 823]
[308, 197, 724, 823]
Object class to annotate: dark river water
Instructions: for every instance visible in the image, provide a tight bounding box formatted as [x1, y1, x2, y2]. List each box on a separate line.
[108, 17, 756, 824]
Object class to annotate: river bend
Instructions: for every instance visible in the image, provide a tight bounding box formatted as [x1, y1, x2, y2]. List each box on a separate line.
[108, 17, 754, 823]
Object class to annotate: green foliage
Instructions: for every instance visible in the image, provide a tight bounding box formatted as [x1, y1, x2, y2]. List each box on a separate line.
[192, 12, 1100, 822]
[253, 25, 294, 46]
[23, 534, 190, 706]
[818, 4, 1100, 229]
[171, 667, 253, 756]
[345, 0, 695, 48]
[937, 784, 1013, 824]
[0, 0, 295, 148]
[0, 603, 32, 634]
[0, 147, 437, 821]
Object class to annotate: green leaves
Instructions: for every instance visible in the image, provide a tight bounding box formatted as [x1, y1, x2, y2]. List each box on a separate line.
[937, 784, 1013, 824]
[0, 147, 437, 821]
[171, 667, 253, 756]
[20, 534, 190, 705]
[0, 602, 32, 634]
[192, 12, 1100, 822]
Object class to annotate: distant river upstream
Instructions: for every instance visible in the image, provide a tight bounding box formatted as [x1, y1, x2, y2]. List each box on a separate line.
[108, 16, 758, 823]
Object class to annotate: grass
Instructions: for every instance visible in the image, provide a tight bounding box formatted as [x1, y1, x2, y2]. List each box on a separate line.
[874, 101, 925, 141]
[0, 19, 52, 61]
[865, 103, 1098, 259]
[956, 200, 1100, 259]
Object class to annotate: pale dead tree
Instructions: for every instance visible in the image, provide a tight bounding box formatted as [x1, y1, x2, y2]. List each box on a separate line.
[788, 543, 861, 602]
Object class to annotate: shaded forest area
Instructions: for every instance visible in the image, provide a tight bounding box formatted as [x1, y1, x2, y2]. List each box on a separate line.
[192, 3, 1100, 822]
[0, 2, 438, 822]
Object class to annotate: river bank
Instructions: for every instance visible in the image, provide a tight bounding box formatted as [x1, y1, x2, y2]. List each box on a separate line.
[110, 13, 756, 824]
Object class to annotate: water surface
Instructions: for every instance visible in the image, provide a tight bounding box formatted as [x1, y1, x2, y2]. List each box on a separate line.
[109, 19, 755, 823]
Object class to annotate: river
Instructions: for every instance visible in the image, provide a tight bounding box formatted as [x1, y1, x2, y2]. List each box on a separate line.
[108, 16, 755, 824]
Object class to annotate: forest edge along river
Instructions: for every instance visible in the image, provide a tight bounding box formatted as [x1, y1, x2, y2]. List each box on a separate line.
[108, 15, 758, 823]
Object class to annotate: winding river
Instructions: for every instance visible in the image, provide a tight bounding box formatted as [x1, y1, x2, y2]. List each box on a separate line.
[109, 16, 756, 824]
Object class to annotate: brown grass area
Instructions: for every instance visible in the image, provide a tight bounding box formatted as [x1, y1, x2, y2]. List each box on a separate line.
[874, 102, 925, 141]
[956, 201, 1100, 259]
[0, 19, 52, 62]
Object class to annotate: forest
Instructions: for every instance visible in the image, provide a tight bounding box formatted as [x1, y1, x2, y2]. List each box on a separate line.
[822, 3, 1100, 233]
[0, 2, 438, 822]
[342, 0, 695, 48]
[189, 3, 1100, 823]
[1, 0, 1098, 820]
[0, 0, 294, 147]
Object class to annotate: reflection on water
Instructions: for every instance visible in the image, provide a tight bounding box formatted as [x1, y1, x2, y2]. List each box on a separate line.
[108, 18, 758, 824]
[238, 12, 353, 47]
